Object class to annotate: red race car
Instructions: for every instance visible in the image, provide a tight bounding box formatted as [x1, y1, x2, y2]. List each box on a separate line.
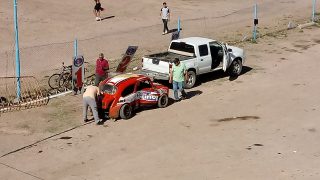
[99, 73, 169, 119]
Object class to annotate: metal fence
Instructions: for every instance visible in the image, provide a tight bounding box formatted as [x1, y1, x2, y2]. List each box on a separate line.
[0, 76, 48, 114]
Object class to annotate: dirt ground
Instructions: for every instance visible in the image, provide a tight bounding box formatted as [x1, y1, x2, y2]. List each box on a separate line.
[1, 0, 320, 180]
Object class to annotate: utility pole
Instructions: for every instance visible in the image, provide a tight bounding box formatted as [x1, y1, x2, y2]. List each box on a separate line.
[13, 0, 21, 100]
[312, 0, 317, 22]
[253, 3, 258, 42]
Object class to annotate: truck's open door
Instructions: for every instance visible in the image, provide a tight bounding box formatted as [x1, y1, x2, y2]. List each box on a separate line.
[222, 44, 230, 72]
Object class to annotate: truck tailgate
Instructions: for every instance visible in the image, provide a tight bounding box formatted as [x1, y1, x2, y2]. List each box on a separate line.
[142, 57, 170, 74]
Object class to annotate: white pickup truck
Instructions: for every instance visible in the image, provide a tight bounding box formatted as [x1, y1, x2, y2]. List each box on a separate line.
[141, 37, 245, 88]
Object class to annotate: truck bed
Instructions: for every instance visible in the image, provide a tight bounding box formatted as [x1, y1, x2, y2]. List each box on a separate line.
[145, 52, 194, 62]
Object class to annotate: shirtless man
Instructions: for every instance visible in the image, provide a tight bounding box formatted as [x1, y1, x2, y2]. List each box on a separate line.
[83, 85, 103, 125]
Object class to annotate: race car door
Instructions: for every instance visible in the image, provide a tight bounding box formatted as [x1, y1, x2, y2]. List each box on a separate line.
[135, 79, 158, 106]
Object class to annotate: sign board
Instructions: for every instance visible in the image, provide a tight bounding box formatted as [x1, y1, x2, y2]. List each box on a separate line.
[116, 46, 138, 73]
[72, 55, 84, 91]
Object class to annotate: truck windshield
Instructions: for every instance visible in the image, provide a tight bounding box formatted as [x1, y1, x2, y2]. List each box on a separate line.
[169, 42, 195, 54]
[101, 84, 117, 95]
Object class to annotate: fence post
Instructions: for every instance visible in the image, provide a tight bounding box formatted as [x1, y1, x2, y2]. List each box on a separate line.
[72, 39, 78, 93]
[13, 0, 21, 100]
[312, 0, 317, 22]
[74, 39, 78, 57]
[178, 17, 181, 33]
[253, 3, 258, 42]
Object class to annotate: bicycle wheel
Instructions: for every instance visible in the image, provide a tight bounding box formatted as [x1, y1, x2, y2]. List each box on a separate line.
[58, 72, 73, 91]
[48, 73, 60, 89]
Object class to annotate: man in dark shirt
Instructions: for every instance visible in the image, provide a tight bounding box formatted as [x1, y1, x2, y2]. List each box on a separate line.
[95, 53, 109, 86]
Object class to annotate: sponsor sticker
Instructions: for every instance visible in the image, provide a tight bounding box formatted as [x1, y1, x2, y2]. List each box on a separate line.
[136, 91, 158, 101]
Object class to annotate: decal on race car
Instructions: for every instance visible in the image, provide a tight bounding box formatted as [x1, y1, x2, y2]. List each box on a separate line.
[136, 91, 158, 101]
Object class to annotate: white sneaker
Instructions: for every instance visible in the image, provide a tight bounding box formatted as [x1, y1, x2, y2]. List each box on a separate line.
[95, 17, 99, 21]
[162, 32, 165, 35]
[165, 30, 168, 34]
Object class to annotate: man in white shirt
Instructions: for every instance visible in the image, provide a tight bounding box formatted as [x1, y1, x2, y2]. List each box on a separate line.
[160, 2, 170, 35]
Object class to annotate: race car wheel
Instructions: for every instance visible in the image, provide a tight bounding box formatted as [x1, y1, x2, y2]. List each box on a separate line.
[119, 104, 132, 119]
[228, 59, 242, 77]
[158, 94, 169, 108]
[184, 70, 196, 89]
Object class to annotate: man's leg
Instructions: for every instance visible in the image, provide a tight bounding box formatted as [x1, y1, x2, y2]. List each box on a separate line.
[97, 10, 101, 20]
[87, 98, 100, 123]
[162, 19, 166, 34]
[173, 81, 179, 100]
[164, 19, 169, 33]
[95, 74, 101, 86]
[180, 81, 188, 99]
[83, 98, 89, 121]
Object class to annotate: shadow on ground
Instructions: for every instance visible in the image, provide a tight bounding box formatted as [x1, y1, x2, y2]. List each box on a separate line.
[101, 16, 115, 21]
[156, 66, 253, 88]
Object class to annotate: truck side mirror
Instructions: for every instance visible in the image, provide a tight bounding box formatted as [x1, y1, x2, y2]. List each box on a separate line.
[228, 49, 233, 52]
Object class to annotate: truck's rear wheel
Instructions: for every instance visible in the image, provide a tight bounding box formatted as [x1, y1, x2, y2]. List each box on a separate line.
[184, 71, 196, 89]
[228, 59, 242, 77]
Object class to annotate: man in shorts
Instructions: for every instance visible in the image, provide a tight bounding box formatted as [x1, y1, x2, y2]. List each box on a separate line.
[94, 0, 104, 21]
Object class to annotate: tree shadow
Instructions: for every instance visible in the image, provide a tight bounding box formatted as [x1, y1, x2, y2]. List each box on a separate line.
[101, 16, 115, 21]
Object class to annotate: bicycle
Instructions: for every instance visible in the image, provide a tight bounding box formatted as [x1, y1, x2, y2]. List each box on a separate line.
[48, 62, 72, 91]
[48, 62, 95, 91]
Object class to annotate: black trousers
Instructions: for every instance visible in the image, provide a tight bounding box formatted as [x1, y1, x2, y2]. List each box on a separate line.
[162, 19, 169, 33]
[95, 74, 106, 86]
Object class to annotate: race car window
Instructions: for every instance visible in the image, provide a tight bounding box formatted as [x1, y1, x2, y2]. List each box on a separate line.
[121, 84, 135, 97]
[101, 84, 117, 95]
[136, 80, 152, 91]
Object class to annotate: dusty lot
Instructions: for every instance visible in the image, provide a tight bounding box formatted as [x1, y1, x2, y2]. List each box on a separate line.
[1, 0, 320, 180]
[1, 26, 320, 179]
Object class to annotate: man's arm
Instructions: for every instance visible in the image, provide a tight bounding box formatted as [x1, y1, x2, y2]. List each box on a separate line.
[169, 67, 173, 84]
[183, 65, 188, 82]
[103, 61, 109, 73]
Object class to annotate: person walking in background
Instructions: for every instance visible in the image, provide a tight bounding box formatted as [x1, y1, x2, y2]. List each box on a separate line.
[94, 0, 104, 21]
[160, 2, 170, 35]
[169, 58, 188, 101]
[83, 85, 103, 125]
[95, 53, 109, 86]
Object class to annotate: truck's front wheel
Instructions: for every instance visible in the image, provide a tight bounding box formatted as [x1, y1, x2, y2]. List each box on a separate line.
[184, 71, 196, 89]
[228, 59, 242, 77]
